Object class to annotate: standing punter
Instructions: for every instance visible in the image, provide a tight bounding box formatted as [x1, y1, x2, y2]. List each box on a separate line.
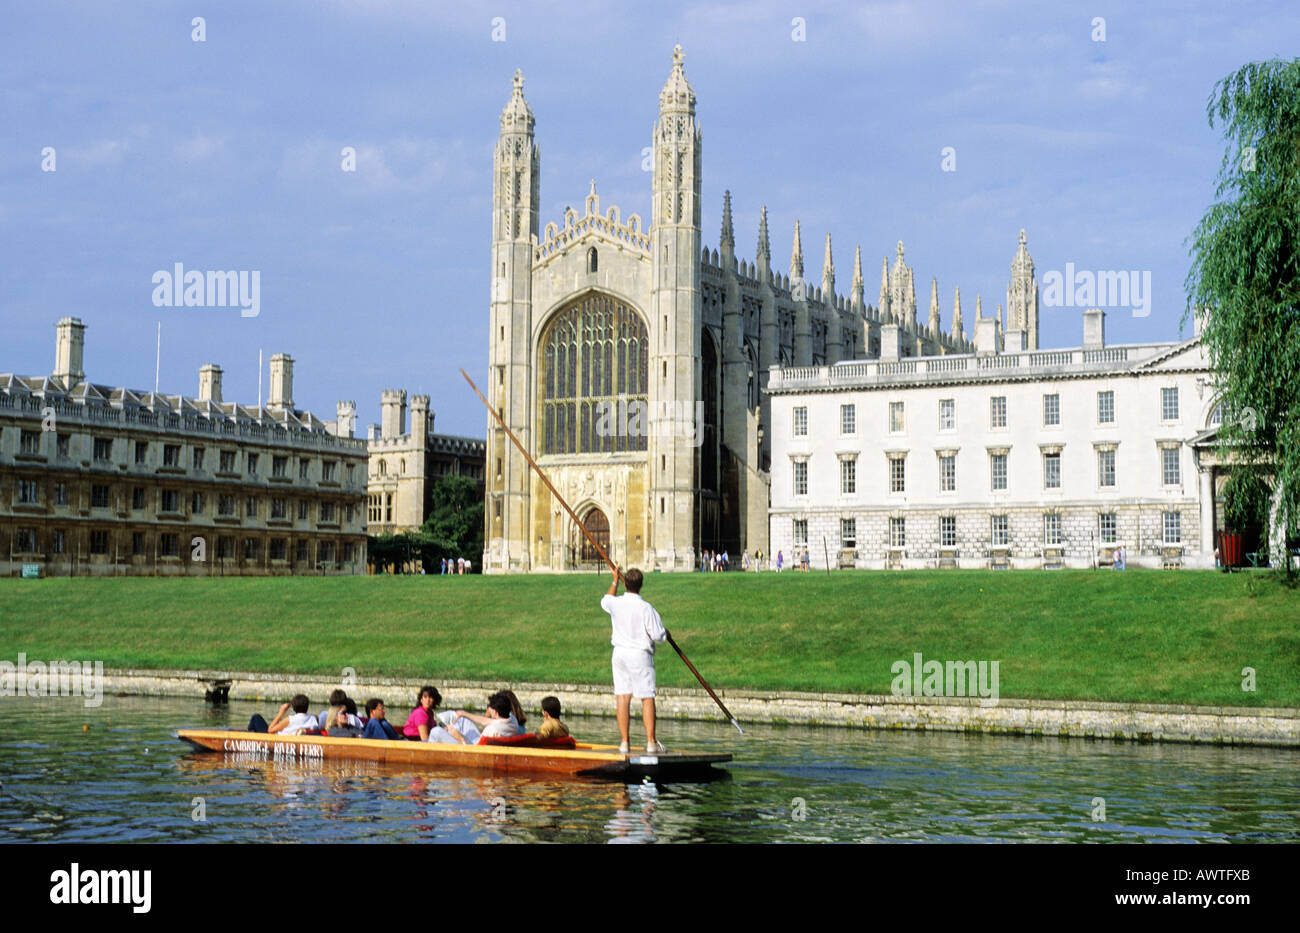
[601, 566, 668, 754]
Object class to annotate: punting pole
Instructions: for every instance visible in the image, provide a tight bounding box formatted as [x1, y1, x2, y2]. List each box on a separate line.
[461, 368, 744, 735]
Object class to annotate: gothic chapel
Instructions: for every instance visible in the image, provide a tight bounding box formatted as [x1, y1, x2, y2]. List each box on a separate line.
[483, 47, 1031, 573]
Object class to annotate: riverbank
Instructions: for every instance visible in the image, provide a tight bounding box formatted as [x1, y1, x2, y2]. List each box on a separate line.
[4, 571, 1299, 706]
[100, 668, 1300, 748]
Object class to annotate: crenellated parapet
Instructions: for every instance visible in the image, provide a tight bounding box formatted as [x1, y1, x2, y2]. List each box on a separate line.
[534, 181, 650, 266]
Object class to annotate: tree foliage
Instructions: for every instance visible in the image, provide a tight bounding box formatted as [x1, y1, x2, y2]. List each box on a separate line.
[1185, 59, 1300, 552]
[366, 475, 485, 572]
[419, 474, 484, 564]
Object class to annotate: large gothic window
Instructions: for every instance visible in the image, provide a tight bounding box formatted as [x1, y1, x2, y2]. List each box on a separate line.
[701, 329, 718, 491]
[540, 293, 649, 455]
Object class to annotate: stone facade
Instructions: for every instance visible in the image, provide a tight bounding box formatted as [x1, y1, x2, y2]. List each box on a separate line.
[769, 305, 1226, 570]
[485, 48, 970, 573]
[1, 318, 368, 576]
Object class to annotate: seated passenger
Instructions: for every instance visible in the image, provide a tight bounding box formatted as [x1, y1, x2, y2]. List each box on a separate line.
[317, 689, 348, 730]
[502, 689, 528, 734]
[318, 689, 363, 730]
[327, 708, 363, 738]
[536, 696, 570, 741]
[344, 697, 362, 724]
[440, 692, 520, 744]
[361, 698, 400, 740]
[427, 709, 480, 745]
[402, 686, 442, 740]
[249, 694, 317, 734]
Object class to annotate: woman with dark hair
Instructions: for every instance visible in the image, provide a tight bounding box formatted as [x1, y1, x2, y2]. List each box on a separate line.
[501, 689, 527, 734]
[402, 685, 442, 741]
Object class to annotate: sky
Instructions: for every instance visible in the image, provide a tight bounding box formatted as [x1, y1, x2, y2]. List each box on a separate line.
[2, 0, 1295, 437]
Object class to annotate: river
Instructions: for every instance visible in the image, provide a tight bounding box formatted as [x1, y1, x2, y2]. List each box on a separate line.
[0, 696, 1295, 843]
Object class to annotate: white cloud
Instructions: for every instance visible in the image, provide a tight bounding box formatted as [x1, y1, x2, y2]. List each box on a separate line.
[279, 137, 469, 194]
[173, 135, 224, 161]
[71, 138, 127, 166]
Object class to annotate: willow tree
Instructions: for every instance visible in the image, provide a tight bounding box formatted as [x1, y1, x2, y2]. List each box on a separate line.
[1186, 59, 1300, 565]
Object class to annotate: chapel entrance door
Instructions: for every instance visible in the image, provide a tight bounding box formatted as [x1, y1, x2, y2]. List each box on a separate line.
[578, 507, 610, 570]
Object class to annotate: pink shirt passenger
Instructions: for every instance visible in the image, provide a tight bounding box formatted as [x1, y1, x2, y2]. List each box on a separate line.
[403, 705, 433, 738]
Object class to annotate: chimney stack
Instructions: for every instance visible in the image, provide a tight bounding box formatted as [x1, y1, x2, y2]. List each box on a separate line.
[1083, 307, 1106, 349]
[53, 317, 86, 385]
[198, 363, 223, 402]
[267, 353, 294, 411]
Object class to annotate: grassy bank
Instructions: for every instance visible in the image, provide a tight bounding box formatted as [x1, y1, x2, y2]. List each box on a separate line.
[1, 570, 1296, 707]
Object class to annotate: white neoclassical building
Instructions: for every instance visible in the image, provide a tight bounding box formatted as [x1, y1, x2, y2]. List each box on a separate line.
[767, 304, 1231, 570]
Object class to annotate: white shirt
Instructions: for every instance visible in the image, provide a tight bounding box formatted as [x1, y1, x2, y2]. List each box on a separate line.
[280, 712, 318, 735]
[481, 716, 520, 738]
[601, 592, 668, 653]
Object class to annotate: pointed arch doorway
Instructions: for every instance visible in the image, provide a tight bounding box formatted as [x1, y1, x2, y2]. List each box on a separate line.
[576, 506, 610, 571]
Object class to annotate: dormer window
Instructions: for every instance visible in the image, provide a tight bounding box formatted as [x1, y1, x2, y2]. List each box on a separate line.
[587, 246, 598, 273]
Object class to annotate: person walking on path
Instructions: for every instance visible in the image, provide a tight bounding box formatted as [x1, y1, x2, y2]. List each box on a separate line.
[601, 566, 668, 754]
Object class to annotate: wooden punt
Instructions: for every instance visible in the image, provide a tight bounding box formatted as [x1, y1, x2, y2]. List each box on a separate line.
[175, 729, 731, 781]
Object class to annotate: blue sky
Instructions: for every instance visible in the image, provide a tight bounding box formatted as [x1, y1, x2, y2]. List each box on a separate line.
[2, 1, 1295, 437]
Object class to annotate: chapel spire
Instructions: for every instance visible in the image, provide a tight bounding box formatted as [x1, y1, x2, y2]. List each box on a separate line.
[851, 245, 864, 309]
[1006, 227, 1039, 350]
[720, 190, 734, 250]
[878, 256, 891, 321]
[493, 68, 539, 242]
[821, 233, 835, 298]
[651, 45, 700, 230]
[907, 266, 917, 328]
[756, 205, 771, 277]
[790, 220, 804, 281]
[499, 68, 535, 134]
[658, 44, 696, 115]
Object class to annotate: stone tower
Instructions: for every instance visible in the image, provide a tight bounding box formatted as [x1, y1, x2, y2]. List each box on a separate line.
[486, 69, 540, 571]
[335, 400, 357, 438]
[410, 394, 431, 440]
[380, 389, 407, 439]
[648, 44, 702, 570]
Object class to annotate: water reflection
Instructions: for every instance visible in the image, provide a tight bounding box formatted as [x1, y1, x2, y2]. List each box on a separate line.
[0, 696, 1296, 843]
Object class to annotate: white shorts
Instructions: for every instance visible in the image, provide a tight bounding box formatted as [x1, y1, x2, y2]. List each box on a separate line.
[612, 647, 657, 699]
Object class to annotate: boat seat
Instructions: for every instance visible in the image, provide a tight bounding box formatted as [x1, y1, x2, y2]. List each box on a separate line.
[477, 733, 578, 750]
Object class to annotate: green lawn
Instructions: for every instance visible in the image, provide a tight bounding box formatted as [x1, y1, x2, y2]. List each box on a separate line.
[1, 570, 1296, 707]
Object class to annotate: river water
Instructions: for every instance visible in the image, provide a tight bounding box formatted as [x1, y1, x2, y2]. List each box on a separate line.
[0, 696, 1295, 843]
